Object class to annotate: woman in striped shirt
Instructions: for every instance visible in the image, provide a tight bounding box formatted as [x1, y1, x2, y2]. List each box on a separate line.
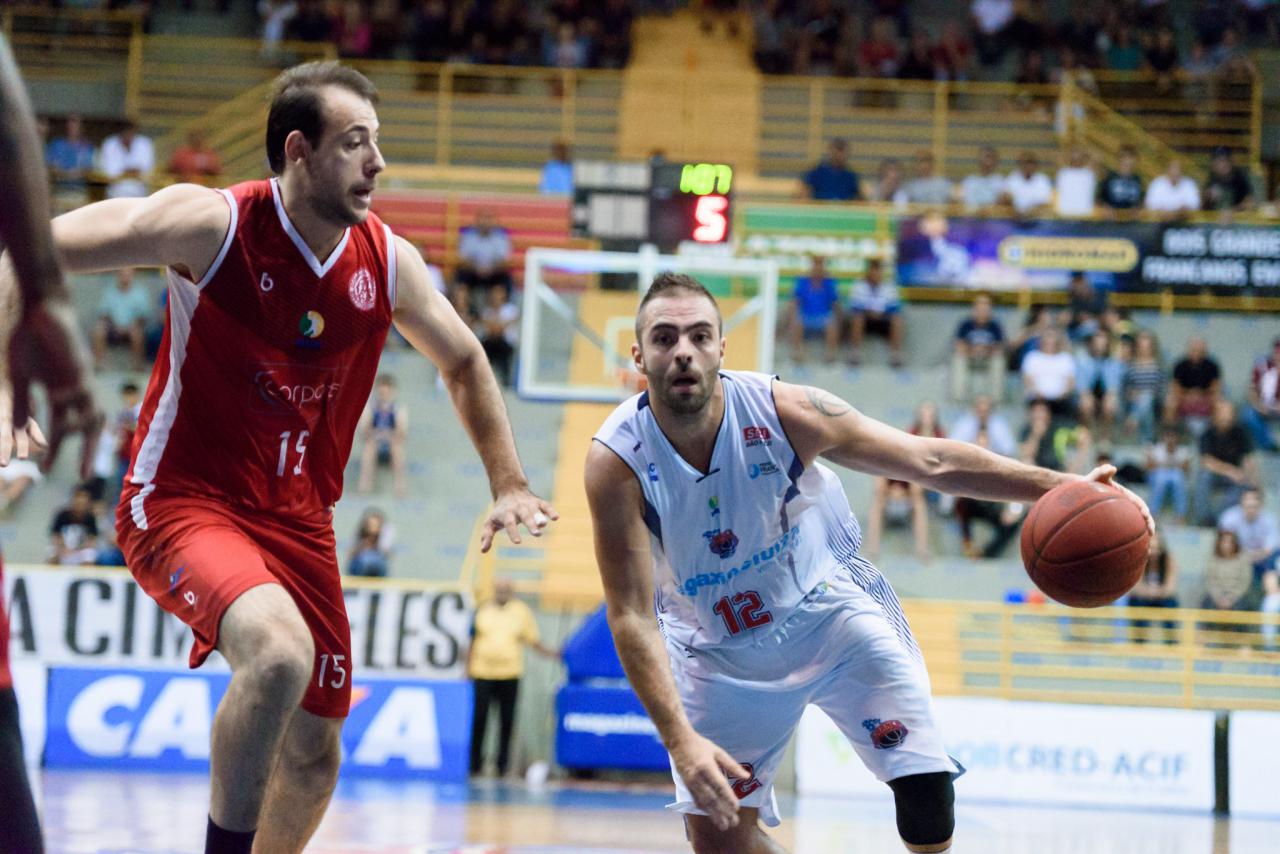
[1124, 330, 1166, 442]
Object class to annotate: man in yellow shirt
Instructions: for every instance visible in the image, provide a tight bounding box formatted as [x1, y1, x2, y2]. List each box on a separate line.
[468, 577, 560, 775]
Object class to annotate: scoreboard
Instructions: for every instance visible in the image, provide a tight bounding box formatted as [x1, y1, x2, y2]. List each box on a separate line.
[572, 160, 734, 251]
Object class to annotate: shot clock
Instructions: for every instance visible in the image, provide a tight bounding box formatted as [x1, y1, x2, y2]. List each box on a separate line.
[571, 160, 734, 251]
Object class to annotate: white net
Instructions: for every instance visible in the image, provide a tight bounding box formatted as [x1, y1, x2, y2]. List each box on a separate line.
[517, 247, 779, 403]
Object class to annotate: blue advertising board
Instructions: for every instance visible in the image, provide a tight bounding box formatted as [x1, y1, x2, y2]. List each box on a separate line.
[555, 682, 669, 772]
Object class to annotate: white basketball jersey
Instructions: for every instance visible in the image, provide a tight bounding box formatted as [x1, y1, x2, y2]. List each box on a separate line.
[594, 370, 912, 656]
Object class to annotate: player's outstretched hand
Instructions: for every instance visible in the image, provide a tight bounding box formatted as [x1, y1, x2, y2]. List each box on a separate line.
[0, 379, 47, 466]
[669, 731, 750, 832]
[1083, 464, 1155, 538]
[480, 488, 560, 553]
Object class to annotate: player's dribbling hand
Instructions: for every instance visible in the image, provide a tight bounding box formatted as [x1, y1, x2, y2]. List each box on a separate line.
[480, 488, 559, 552]
[0, 378, 48, 466]
[669, 731, 750, 832]
[1083, 464, 1155, 538]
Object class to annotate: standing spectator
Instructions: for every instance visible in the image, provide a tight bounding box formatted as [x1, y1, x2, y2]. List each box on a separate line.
[1146, 426, 1191, 520]
[867, 157, 904, 203]
[1242, 337, 1280, 452]
[357, 374, 410, 497]
[1002, 151, 1053, 215]
[865, 402, 941, 560]
[1144, 159, 1200, 216]
[971, 0, 1014, 65]
[49, 485, 100, 566]
[960, 145, 1005, 210]
[1194, 400, 1259, 526]
[1129, 532, 1180, 644]
[166, 129, 223, 185]
[468, 578, 559, 776]
[1055, 147, 1096, 217]
[99, 119, 154, 199]
[45, 113, 96, 195]
[1076, 330, 1124, 435]
[1216, 488, 1280, 577]
[477, 282, 519, 386]
[1166, 337, 1222, 432]
[1204, 146, 1254, 212]
[347, 508, 393, 577]
[1021, 327, 1076, 415]
[787, 255, 841, 364]
[1098, 145, 1145, 212]
[92, 269, 152, 372]
[846, 258, 903, 367]
[949, 394, 1016, 457]
[1124, 330, 1165, 442]
[896, 150, 954, 205]
[801, 138, 861, 201]
[951, 293, 1005, 402]
[539, 140, 573, 196]
[457, 209, 514, 294]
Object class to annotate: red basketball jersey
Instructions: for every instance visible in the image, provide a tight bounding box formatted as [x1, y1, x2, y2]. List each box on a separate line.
[121, 178, 395, 528]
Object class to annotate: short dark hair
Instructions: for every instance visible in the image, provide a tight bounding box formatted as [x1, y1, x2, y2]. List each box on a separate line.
[635, 273, 721, 339]
[266, 61, 378, 175]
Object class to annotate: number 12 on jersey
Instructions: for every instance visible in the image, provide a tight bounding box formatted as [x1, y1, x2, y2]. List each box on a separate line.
[712, 590, 773, 636]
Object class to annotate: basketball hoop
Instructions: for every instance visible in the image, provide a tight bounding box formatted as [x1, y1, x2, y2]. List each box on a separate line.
[614, 368, 649, 393]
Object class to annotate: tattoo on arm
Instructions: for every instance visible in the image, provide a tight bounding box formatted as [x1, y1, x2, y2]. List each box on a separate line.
[804, 386, 852, 418]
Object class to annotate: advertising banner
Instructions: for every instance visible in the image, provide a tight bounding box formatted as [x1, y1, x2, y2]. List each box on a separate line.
[3, 565, 471, 679]
[555, 682, 669, 772]
[43, 666, 473, 781]
[797, 697, 1215, 811]
[1228, 711, 1280, 817]
[11, 659, 46, 770]
[736, 204, 893, 285]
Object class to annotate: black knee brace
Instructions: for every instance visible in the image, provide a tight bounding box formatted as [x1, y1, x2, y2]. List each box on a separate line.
[887, 771, 955, 847]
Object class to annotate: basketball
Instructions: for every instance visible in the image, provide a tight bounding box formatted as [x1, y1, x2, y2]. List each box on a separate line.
[1020, 480, 1150, 608]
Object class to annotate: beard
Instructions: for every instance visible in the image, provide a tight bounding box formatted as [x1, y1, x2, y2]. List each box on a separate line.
[306, 161, 367, 227]
[654, 375, 713, 416]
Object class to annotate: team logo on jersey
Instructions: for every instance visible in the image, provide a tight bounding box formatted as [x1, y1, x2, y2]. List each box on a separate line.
[348, 268, 377, 311]
[863, 718, 909, 750]
[729, 762, 763, 799]
[743, 426, 772, 447]
[704, 528, 739, 559]
[748, 461, 780, 479]
[299, 310, 325, 339]
[647, 463, 659, 482]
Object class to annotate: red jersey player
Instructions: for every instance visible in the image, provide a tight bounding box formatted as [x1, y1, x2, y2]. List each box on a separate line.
[3, 61, 556, 854]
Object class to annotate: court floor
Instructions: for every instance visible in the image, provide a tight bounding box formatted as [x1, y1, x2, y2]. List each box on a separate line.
[33, 770, 1279, 854]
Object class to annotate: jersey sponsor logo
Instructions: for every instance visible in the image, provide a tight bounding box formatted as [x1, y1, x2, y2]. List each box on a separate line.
[703, 528, 739, 559]
[349, 268, 377, 311]
[729, 762, 763, 799]
[166, 565, 185, 594]
[748, 461, 780, 479]
[252, 368, 342, 413]
[681, 526, 801, 596]
[743, 426, 772, 447]
[863, 718, 909, 750]
[299, 310, 325, 338]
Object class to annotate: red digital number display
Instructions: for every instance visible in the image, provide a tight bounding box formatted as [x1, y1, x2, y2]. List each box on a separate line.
[693, 195, 729, 243]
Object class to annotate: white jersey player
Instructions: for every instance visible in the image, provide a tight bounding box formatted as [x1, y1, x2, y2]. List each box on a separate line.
[584, 274, 1152, 854]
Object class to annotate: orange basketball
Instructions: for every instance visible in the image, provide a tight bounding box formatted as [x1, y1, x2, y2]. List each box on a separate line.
[1019, 480, 1150, 608]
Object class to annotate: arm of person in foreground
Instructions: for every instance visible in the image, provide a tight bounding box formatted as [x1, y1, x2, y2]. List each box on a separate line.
[584, 440, 749, 832]
[775, 380, 1153, 532]
[390, 234, 557, 551]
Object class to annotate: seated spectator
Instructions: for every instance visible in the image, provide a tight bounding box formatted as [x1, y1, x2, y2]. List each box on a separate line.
[1076, 330, 1124, 435]
[896, 150, 954, 206]
[357, 374, 409, 497]
[971, 0, 1014, 65]
[1001, 151, 1053, 216]
[865, 402, 941, 560]
[45, 113, 96, 195]
[802, 139, 861, 201]
[955, 430, 1025, 557]
[457, 209, 514, 294]
[1264, 562, 1280, 650]
[949, 393, 1016, 457]
[1204, 146, 1254, 213]
[859, 15, 902, 78]
[1194, 400, 1259, 526]
[960, 145, 1004, 211]
[1012, 48, 1049, 86]
[896, 29, 935, 80]
[1129, 531, 1179, 643]
[410, 0, 452, 62]
[1055, 147, 1096, 217]
[1123, 330, 1164, 442]
[1217, 488, 1280, 577]
[1166, 337, 1222, 431]
[289, 0, 333, 41]
[92, 269, 152, 372]
[477, 282, 519, 386]
[335, 0, 373, 57]
[792, 0, 846, 75]
[847, 258, 903, 368]
[1242, 337, 1280, 452]
[1146, 425, 1191, 520]
[548, 21, 588, 69]
[951, 293, 1005, 402]
[1019, 400, 1091, 472]
[1057, 4, 1099, 66]
[752, 0, 789, 74]
[934, 20, 974, 80]
[1021, 328, 1075, 416]
[348, 508, 393, 577]
[1144, 159, 1200, 217]
[867, 158, 904, 203]
[1144, 25, 1181, 93]
[50, 484, 100, 566]
[259, 0, 298, 58]
[539, 140, 573, 196]
[167, 129, 222, 185]
[1098, 145, 1145, 213]
[787, 256, 841, 364]
[1064, 271, 1108, 342]
[1200, 529, 1255, 646]
[0, 458, 42, 517]
[99, 119, 154, 200]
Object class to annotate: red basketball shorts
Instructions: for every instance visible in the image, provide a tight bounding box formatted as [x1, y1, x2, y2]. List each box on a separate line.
[118, 495, 351, 717]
